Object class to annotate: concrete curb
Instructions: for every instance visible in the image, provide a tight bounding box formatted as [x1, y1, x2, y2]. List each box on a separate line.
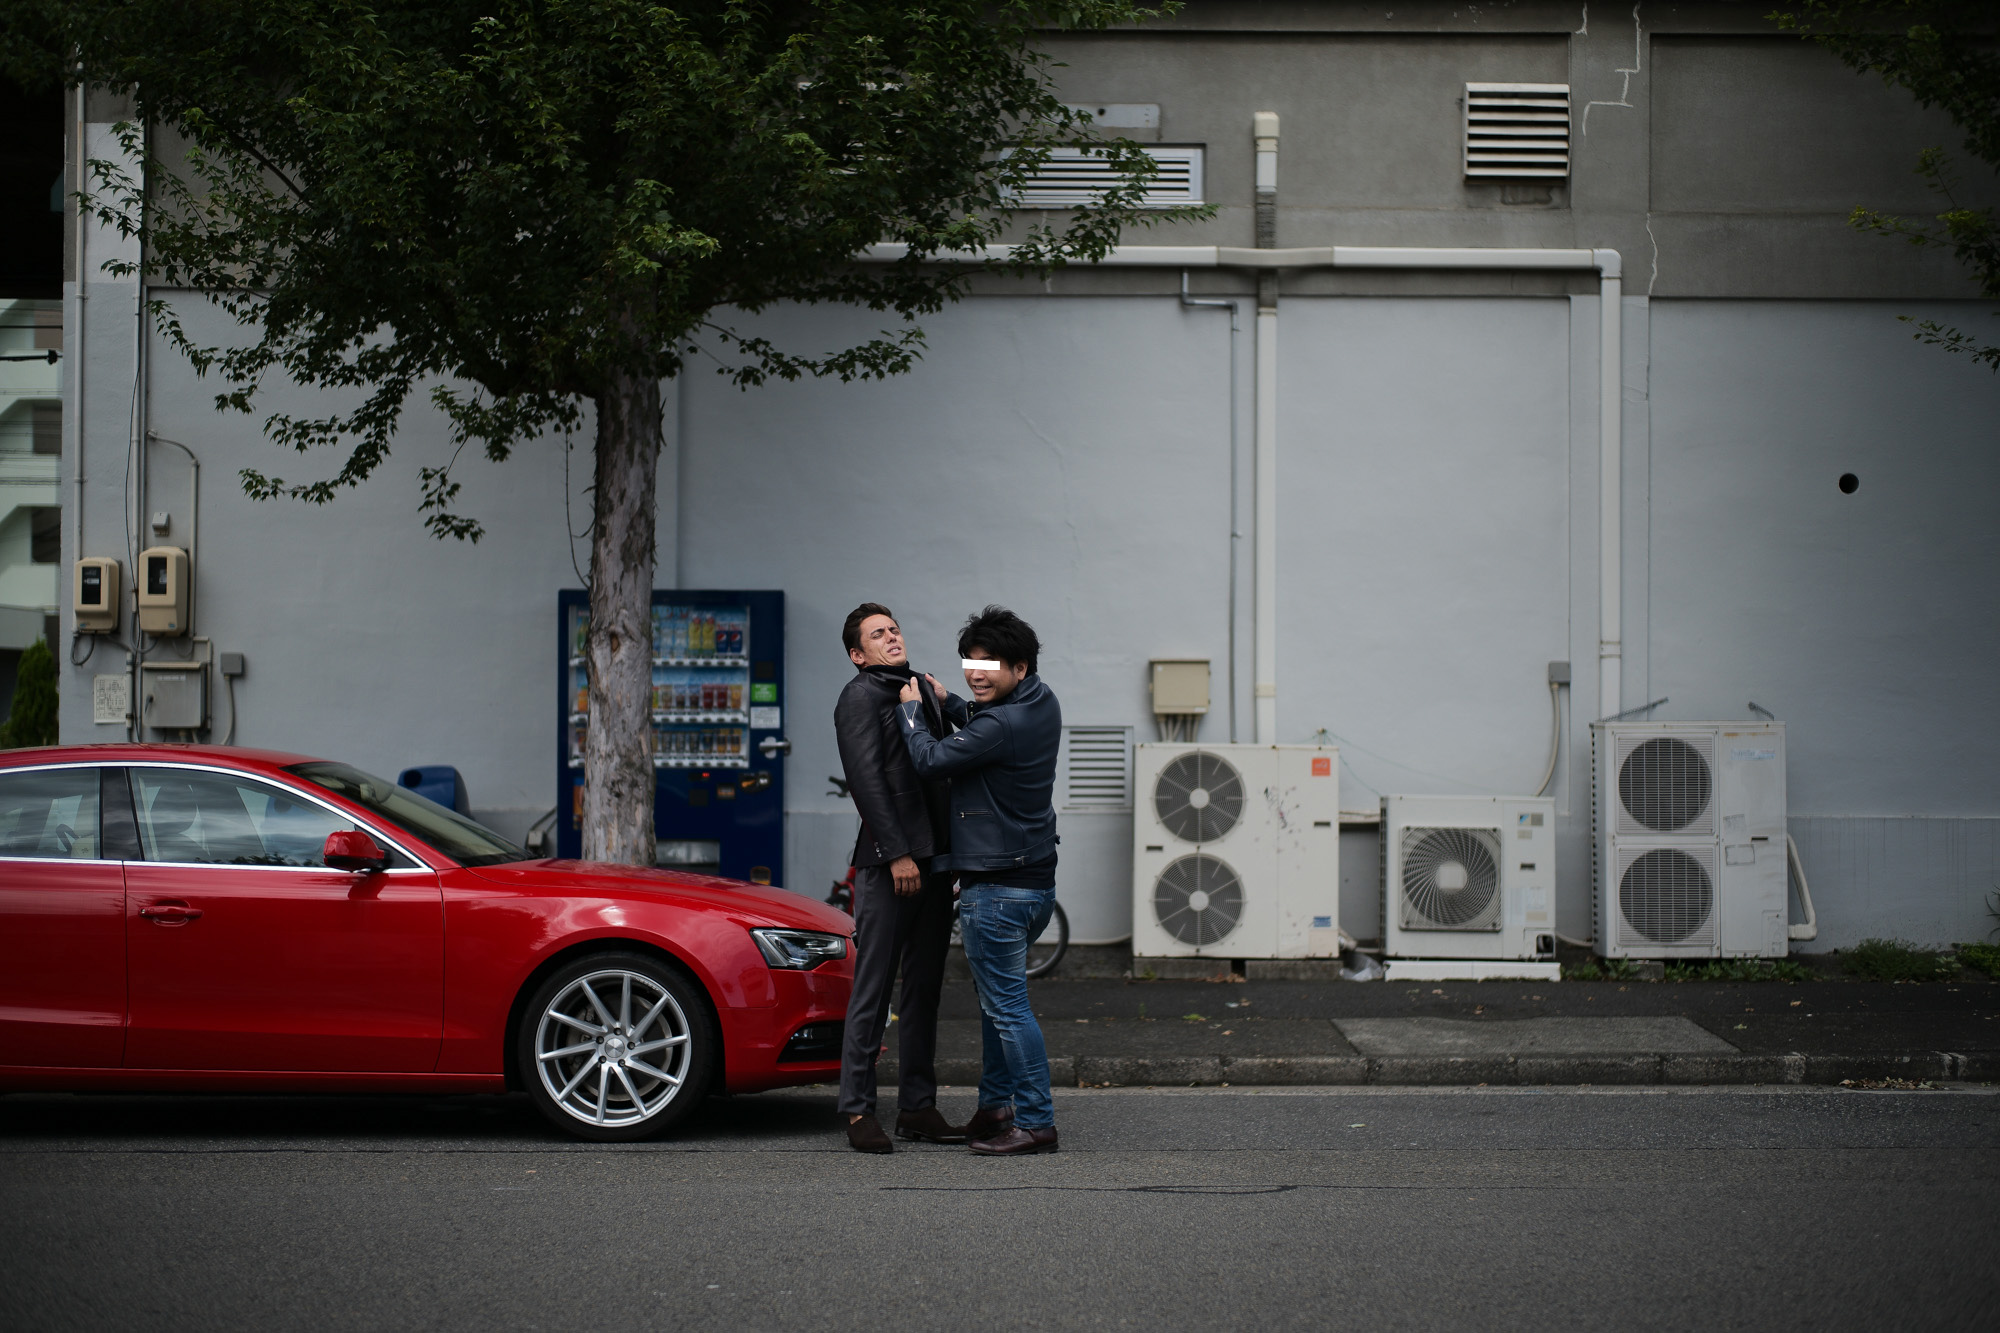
[890, 1051, 1994, 1089]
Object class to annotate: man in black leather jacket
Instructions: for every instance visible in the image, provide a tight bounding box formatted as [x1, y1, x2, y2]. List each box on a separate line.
[898, 605, 1063, 1155]
[831, 603, 964, 1154]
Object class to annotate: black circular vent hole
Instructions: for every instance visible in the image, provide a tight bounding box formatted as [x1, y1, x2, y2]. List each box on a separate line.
[1838, 473, 1859, 494]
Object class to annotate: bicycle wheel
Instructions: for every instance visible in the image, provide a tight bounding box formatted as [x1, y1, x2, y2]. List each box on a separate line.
[1025, 901, 1069, 979]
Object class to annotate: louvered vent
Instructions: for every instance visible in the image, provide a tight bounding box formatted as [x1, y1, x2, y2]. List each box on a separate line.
[1061, 726, 1133, 809]
[1464, 84, 1571, 178]
[1005, 146, 1203, 208]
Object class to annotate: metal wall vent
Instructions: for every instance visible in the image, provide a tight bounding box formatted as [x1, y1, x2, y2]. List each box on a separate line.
[1398, 827, 1503, 932]
[1153, 853, 1244, 946]
[1616, 844, 1718, 947]
[1005, 146, 1203, 208]
[1616, 734, 1716, 837]
[1060, 726, 1133, 810]
[1153, 750, 1243, 843]
[1463, 83, 1571, 178]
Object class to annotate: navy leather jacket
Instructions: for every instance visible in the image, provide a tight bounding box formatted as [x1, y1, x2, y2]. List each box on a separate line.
[897, 673, 1061, 876]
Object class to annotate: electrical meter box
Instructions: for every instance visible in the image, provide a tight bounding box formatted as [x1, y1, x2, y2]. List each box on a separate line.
[142, 660, 207, 730]
[1149, 659, 1211, 714]
[137, 546, 189, 636]
[74, 558, 121, 634]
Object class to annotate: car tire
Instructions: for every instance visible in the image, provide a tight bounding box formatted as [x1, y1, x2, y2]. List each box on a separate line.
[516, 951, 715, 1142]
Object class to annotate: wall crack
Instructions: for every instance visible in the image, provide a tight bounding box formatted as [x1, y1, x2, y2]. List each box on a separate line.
[1581, 3, 1643, 136]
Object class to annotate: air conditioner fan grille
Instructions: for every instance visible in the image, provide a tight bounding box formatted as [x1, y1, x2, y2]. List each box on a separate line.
[1153, 751, 1244, 843]
[1618, 737, 1712, 832]
[1153, 853, 1244, 947]
[1618, 847, 1714, 944]
[1400, 827, 1501, 930]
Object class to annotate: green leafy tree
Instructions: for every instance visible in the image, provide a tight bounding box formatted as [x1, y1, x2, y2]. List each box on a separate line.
[3, 0, 1196, 863]
[0, 639, 59, 749]
[1773, 1, 2000, 370]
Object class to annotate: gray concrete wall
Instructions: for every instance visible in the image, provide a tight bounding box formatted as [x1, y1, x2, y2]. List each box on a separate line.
[59, 293, 668, 839]
[1028, 12, 1986, 299]
[50, 3, 2000, 951]
[57, 285, 2000, 948]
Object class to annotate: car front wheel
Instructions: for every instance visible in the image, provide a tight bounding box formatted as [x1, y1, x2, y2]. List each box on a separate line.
[517, 952, 714, 1141]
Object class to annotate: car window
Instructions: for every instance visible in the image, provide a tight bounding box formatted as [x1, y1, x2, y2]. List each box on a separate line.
[0, 767, 102, 859]
[128, 766, 412, 868]
[285, 761, 530, 866]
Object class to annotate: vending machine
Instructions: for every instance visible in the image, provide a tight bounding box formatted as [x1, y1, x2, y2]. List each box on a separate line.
[557, 589, 788, 883]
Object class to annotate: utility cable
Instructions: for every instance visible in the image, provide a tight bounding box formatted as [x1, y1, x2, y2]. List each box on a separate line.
[1534, 680, 1563, 797]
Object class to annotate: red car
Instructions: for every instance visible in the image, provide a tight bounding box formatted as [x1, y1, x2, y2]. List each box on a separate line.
[0, 745, 854, 1140]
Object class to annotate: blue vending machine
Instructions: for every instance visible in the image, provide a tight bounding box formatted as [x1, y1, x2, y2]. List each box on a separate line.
[558, 589, 788, 884]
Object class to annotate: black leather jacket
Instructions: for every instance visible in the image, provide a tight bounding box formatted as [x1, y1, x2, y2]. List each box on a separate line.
[897, 673, 1061, 875]
[833, 665, 951, 868]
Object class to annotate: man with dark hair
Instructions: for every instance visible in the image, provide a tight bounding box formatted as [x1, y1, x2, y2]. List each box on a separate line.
[898, 605, 1063, 1155]
[832, 602, 963, 1154]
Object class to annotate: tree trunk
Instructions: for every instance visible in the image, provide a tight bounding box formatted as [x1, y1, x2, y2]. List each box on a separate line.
[582, 364, 663, 865]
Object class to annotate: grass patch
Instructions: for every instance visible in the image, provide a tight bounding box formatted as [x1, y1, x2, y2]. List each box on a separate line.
[1840, 938, 1958, 982]
[1561, 958, 1646, 982]
[1664, 958, 1813, 983]
[1954, 942, 2000, 980]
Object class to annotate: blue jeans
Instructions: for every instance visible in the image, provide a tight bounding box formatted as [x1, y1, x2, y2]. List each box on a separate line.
[957, 884, 1058, 1130]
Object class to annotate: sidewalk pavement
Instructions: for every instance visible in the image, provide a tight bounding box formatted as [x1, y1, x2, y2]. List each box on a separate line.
[874, 975, 2000, 1089]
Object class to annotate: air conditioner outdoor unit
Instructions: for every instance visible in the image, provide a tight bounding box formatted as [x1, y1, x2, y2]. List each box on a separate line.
[1592, 720, 1789, 959]
[1380, 794, 1557, 961]
[1131, 744, 1340, 959]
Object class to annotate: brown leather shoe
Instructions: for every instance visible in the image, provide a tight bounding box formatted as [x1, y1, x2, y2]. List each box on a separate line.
[895, 1106, 969, 1144]
[962, 1104, 1015, 1142]
[846, 1115, 893, 1154]
[967, 1124, 1058, 1156]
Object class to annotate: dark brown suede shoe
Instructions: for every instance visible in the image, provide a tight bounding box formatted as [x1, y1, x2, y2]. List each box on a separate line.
[968, 1124, 1058, 1156]
[962, 1104, 1015, 1142]
[846, 1115, 893, 1154]
[895, 1106, 969, 1144]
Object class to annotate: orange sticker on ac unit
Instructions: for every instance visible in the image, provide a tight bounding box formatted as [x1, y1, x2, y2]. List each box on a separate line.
[1311, 757, 1332, 777]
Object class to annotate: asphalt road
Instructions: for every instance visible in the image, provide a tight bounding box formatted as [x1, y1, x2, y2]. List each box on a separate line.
[3, 1085, 1996, 1331]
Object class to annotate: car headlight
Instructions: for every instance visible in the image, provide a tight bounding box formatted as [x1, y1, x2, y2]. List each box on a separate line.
[749, 928, 848, 970]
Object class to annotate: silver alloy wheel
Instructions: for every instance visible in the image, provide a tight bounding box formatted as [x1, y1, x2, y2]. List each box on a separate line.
[533, 967, 693, 1129]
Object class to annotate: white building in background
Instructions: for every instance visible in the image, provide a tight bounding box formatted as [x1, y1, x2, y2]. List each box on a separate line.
[51, 3, 2000, 950]
[0, 298, 61, 711]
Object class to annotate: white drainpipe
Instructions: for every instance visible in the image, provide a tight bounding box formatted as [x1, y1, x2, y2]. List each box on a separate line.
[857, 242, 1626, 727]
[1252, 113, 1280, 742]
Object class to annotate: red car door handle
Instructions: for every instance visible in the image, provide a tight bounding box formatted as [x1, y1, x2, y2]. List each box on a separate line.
[139, 902, 203, 924]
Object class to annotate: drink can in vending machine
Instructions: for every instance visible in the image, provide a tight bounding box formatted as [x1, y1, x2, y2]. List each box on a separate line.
[728, 683, 743, 711]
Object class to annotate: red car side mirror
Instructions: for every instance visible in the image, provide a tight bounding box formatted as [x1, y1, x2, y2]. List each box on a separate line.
[324, 829, 389, 873]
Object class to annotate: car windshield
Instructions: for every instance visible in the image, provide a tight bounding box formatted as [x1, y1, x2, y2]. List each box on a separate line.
[285, 762, 532, 867]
